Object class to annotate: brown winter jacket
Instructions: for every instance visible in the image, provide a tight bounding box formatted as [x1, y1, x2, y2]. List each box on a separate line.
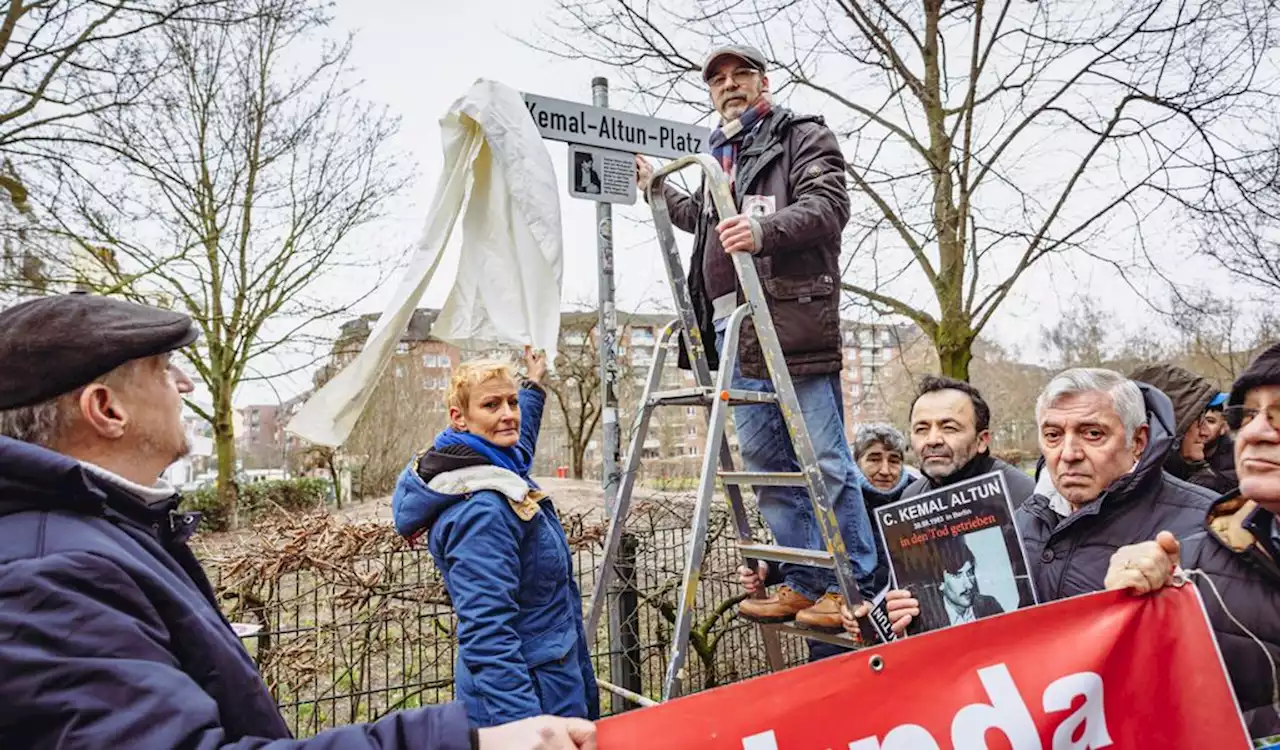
[656, 107, 850, 379]
[1129, 363, 1233, 492]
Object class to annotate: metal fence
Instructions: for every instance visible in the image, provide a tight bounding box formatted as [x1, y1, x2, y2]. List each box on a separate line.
[205, 505, 809, 738]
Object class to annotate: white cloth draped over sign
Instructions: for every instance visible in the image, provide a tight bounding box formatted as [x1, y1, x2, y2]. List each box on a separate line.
[287, 79, 563, 447]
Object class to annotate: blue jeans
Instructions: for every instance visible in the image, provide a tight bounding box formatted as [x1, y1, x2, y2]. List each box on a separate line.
[714, 326, 878, 601]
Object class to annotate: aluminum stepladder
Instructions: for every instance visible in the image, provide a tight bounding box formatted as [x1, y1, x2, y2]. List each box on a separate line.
[585, 155, 883, 705]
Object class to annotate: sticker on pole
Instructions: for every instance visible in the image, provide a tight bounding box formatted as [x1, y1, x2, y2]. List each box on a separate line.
[568, 145, 636, 205]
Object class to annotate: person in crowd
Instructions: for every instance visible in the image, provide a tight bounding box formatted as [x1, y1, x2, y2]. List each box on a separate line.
[391, 350, 598, 728]
[1106, 344, 1280, 742]
[635, 43, 876, 632]
[901, 376, 1036, 507]
[850, 422, 911, 590]
[1203, 391, 1239, 488]
[739, 422, 909, 658]
[0, 295, 596, 749]
[1130, 363, 1235, 492]
[843, 368, 1215, 638]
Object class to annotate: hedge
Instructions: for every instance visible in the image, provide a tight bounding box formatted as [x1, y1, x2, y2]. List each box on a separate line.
[181, 478, 335, 533]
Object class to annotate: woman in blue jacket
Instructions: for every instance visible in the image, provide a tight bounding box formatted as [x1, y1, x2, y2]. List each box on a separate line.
[391, 348, 599, 727]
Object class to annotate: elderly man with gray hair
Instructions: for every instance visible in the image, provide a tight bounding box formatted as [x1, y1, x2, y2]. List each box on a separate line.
[1017, 367, 1216, 600]
[846, 368, 1217, 637]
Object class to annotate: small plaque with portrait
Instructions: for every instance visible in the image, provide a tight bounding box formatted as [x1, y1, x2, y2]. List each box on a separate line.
[873, 471, 1038, 635]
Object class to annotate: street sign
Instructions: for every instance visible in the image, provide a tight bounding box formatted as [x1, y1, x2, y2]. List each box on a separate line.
[567, 145, 636, 205]
[522, 92, 709, 160]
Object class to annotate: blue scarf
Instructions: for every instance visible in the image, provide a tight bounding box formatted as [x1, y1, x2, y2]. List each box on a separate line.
[434, 428, 534, 483]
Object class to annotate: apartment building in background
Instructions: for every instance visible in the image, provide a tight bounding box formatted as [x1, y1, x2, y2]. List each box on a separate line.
[263, 308, 921, 482]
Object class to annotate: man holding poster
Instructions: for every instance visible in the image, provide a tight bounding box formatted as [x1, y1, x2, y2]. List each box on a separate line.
[845, 368, 1216, 638]
[868, 470, 1035, 635]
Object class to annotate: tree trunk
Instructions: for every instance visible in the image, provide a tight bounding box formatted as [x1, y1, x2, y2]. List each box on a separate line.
[936, 339, 974, 381]
[213, 387, 240, 529]
[572, 439, 587, 480]
[326, 454, 342, 509]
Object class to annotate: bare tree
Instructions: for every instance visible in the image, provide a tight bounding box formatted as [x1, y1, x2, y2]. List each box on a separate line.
[1195, 145, 1280, 299]
[1040, 304, 1111, 370]
[544, 312, 611, 480]
[53, 0, 407, 523]
[538, 0, 1278, 380]
[0, 0, 241, 297]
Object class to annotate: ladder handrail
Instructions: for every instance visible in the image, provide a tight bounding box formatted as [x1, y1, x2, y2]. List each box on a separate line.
[649, 156, 871, 608]
[648, 156, 879, 699]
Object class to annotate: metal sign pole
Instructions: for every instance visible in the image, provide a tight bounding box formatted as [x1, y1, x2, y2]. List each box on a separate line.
[592, 75, 627, 713]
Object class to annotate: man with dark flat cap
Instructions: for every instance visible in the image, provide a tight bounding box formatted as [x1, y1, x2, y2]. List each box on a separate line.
[0, 295, 597, 749]
[635, 44, 875, 641]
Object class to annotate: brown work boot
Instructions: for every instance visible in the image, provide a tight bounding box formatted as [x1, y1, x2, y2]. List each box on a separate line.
[794, 593, 845, 634]
[738, 586, 815, 624]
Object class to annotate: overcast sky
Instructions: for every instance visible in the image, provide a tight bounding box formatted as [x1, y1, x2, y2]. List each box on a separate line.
[232, 0, 1247, 406]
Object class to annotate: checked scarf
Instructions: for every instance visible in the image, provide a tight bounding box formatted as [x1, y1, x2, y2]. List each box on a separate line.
[709, 96, 772, 194]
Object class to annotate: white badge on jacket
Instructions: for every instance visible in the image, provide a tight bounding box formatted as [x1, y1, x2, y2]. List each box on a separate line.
[742, 194, 777, 218]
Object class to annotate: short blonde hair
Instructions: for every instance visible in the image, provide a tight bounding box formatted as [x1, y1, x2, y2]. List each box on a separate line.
[446, 358, 518, 411]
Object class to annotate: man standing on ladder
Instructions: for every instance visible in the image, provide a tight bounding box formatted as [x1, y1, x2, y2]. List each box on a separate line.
[635, 44, 877, 635]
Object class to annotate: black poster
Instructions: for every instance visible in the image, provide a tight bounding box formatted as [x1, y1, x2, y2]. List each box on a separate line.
[873, 471, 1037, 635]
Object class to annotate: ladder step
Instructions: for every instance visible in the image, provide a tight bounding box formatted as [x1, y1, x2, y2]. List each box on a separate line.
[648, 387, 778, 407]
[774, 623, 861, 649]
[718, 471, 807, 487]
[737, 542, 834, 568]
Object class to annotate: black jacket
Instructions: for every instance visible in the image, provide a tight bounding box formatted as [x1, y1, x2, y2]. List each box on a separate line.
[1016, 384, 1217, 601]
[1130, 363, 1232, 493]
[1205, 433, 1239, 489]
[1179, 494, 1280, 740]
[662, 107, 850, 379]
[901, 453, 1036, 510]
[0, 437, 471, 749]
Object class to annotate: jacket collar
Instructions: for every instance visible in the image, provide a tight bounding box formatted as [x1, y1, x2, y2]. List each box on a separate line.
[922, 452, 998, 491]
[0, 436, 188, 540]
[851, 460, 911, 506]
[1205, 491, 1280, 585]
[1208, 491, 1275, 555]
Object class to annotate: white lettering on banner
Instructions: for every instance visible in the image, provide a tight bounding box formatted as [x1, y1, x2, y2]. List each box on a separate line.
[951, 665, 1039, 749]
[742, 664, 1112, 750]
[1043, 672, 1113, 750]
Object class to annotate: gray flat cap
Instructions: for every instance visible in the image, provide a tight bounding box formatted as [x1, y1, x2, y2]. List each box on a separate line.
[0, 295, 198, 409]
[702, 44, 767, 82]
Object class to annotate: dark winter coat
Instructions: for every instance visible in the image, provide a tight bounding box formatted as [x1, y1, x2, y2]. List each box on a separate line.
[1206, 432, 1240, 489]
[900, 453, 1036, 510]
[390, 386, 599, 728]
[1130, 363, 1233, 493]
[1176, 494, 1280, 741]
[0, 437, 471, 749]
[1016, 383, 1217, 601]
[660, 106, 851, 379]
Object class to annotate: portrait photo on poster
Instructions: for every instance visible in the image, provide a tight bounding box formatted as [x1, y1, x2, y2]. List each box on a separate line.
[874, 470, 1037, 636]
[566, 145, 636, 205]
[573, 150, 601, 195]
[913, 528, 1022, 632]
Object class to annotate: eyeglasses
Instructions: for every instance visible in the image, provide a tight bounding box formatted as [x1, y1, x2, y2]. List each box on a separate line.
[708, 68, 760, 89]
[1223, 404, 1280, 431]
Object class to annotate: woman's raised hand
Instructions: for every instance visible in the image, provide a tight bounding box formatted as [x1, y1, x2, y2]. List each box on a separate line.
[524, 345, 548, 384]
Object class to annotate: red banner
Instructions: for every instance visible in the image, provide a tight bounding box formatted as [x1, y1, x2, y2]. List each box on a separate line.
[599, 587, 1250, 749]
